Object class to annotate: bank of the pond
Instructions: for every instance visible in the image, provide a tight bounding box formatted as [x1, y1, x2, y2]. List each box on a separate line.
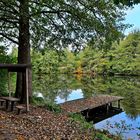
[0, 105, 120, 140]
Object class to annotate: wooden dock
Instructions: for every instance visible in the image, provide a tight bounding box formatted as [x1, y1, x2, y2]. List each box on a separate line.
[60, 95, 123, 113]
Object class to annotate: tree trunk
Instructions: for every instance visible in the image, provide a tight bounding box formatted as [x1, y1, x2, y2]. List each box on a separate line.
[15, 0, 32, 103]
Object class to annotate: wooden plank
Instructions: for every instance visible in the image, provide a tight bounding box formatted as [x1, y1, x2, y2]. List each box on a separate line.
[0, 97, 20, 102]
[0, 97, 20, 111]
[60, 95, 124, 113]
[8, 72, 11, 97]
[26, 68, 29, 112]
[0, 99, 5, 106]
[0, 64, 31, 72]
[16, 105, 26, 114]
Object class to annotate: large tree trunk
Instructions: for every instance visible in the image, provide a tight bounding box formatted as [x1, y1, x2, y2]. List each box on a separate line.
[15, 0, 32, 103]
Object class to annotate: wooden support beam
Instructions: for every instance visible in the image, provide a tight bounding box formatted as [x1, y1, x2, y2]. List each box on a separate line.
[26, 68, 29, 112]
[8, 72, 11, 97]
[118, 100, 120, 108]
[106, 104, 109, 113]
[0, 99, 5, 106]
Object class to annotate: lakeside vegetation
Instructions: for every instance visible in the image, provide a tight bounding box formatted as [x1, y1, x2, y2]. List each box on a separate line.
[1, 30, 140, 77]
[2, 30, 138, 77]
[31, 31, 140, 76]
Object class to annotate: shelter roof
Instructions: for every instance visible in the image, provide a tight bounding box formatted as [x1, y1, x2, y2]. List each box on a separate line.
[0, 64, 31, 72]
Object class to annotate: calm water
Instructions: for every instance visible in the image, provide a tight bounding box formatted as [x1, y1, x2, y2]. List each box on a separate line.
[33, 74, 140, 139]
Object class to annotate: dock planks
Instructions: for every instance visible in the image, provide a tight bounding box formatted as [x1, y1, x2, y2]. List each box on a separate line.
[60, 95, 123, 113]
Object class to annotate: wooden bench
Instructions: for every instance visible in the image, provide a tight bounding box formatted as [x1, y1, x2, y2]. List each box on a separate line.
[0, 99, 5, 106]
[0, 96, 20, 111]
[16, 105, 26, 114]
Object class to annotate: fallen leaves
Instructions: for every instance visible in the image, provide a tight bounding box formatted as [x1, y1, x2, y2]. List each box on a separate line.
[0, 106, 94, 140]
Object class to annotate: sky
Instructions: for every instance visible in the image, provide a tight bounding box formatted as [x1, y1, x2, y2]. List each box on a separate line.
[124, 4, 140, 35]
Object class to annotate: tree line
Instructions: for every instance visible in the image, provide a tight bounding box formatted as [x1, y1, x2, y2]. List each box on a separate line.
[30, 31, 140, 76]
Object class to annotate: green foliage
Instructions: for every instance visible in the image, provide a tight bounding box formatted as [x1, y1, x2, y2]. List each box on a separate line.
[79, 31, 140, 75]
[95, 132, 113, 140]
[113, 0, 140, 6]
[0, 0, 128, 51]
[0, 45, 12, 63]
[0, 70, 8, 96]
[31, 95, 62, 113]
[0, 45, 16, 96]
[68, 113, 93, 129]
[31, 30, 140, 76]
[32, 49, 60, 74]
[109, 31, 140, 75]
[44, 100, 62, 113]
[31, 96, 45, 106]
[9, 47, 18, 63]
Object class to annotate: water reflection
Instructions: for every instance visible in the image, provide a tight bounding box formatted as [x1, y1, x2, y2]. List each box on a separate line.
[55, 89, 83, 104]
[33, 74, 140, 139]
[33, 74, 140, 119]
[95, 112, 140, 140]
[82, 106, 123, 124]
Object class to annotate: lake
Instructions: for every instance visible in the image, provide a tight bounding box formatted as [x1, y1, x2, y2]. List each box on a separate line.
[32, 74, 140, 139]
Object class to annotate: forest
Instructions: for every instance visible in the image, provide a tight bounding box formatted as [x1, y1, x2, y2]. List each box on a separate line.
[2, 30, 139, 76]
[0, 30, 140, 82]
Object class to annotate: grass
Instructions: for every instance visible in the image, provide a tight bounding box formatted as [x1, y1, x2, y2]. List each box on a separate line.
[31, 96, 62, 113]
[68, 113, 93, 129]
[43, 101, 62, 113]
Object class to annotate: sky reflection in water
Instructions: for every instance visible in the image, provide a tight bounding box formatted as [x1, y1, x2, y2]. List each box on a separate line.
[55, 89, 83, 104]
[95, 112, 140, 140]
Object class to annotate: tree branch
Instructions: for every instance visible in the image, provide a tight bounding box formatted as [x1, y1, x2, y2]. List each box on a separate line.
[0, 17, 19, 24]
[0, 0, 19, 9]
[0, 32, 19, 44]
[31, 9, 71, 17]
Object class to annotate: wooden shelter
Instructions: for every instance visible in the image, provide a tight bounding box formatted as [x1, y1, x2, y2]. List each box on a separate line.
[60, 95, 124, 113]
[0, 63, 31, 111]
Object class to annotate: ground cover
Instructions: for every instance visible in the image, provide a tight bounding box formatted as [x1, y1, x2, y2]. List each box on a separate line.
[0, 105, 119, 140]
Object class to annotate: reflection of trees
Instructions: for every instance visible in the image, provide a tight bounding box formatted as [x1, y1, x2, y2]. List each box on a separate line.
[81, 75, 140, 119]
[80, 75, 97, 98]
[33, 74, 82, 102]
[80, 76, 113, 97]
[123, 92, 138, 120]
[33, 73, 140, 119]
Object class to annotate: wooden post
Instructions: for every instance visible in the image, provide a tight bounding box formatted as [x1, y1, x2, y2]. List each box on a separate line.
[26, 68, 29, 111]
[8, 72, 11, 97]
[118, 100, 120, 108]
[106, 104, 109, 113]
[109, 102, 112, 109]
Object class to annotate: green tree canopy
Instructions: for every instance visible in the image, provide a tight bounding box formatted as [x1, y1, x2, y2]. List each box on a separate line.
[0, 0, 129, 51]
[113, 0, 140, 6]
